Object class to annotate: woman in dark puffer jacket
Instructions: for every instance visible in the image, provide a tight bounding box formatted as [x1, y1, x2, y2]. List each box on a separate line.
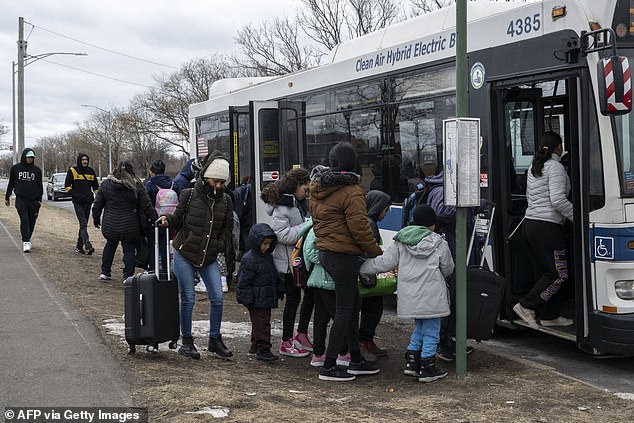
[92, 161, 157, 281]
[156, 150, 234, 360]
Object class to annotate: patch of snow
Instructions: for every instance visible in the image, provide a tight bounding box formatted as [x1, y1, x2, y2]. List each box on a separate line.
[185, 406, 229, 418]
[102, 318, 283, 351]
[615, 392, 634, 401]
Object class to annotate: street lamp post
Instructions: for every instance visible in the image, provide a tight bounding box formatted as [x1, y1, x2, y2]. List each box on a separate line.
[82, 104, 112, 175]
[15, 16, 86, 161]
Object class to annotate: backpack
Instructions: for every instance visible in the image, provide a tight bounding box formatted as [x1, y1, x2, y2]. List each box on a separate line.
[290, 229, 315, 288]
[401, 182, 431, 228]
[155, 182, 179, 216]
[233, 183, 251, 222]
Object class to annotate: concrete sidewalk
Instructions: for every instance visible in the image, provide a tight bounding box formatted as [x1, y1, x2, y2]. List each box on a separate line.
[0, 219, 132, 408]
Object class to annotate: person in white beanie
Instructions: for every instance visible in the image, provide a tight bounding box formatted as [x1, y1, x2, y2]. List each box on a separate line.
[156, 151, 234, 360]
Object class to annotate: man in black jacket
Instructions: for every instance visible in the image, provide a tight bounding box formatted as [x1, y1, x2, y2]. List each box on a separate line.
[4, 148, 43, 253]
[65, 153, 99, 255]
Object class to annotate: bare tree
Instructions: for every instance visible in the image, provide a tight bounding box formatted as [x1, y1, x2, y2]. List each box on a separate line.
[298, 0, 346, 51]
[299, 0, 404, 54]
[347, 0, 401, 38]
[131, 55, 235, 156]
[408, 0, 452, 15]
[233, 17, 320, 76]
[117, 109, 172, 177]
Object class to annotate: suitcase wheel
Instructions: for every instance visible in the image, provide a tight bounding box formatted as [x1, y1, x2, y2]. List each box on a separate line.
[168, 341, 178, 349]
[127, 345, 136, 355]
[146, 343, 158, 353]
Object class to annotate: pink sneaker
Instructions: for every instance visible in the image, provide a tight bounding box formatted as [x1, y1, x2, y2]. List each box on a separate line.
[279, 340, 310, 358]
[310, 353, 326, 367]
[336, 352, 351, 366]
[293, 332, 313, 352]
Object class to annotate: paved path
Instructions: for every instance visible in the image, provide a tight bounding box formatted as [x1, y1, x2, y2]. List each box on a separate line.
[0, 219, 131, 408]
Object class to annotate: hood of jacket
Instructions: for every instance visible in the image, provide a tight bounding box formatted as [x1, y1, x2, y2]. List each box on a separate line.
[366, 190, 391, 220]
[148, 173, 173, 188]
[393, 225, 441, 258]
[310, 167, 361, 202]
[425, 171, 444, 189]
[75, 153, 90, 171]
[248, 223, 277, 256]
[194, 150, 229, 198]
[20, 148, 36, 165]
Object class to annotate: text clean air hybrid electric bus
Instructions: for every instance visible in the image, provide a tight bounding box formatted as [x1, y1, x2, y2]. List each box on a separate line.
[189, 0, 634, 356]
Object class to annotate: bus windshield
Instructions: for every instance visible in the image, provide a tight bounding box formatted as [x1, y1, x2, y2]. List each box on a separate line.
[612, 51, 634, 196]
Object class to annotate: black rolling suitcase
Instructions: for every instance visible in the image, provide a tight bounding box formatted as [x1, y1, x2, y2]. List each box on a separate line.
[466, 203, 505, 341]
[124, 226, 179, 354]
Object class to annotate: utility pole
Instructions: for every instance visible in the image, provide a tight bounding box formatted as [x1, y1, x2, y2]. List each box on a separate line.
[17, 17, 26, 156]
[455, 0, 468, 379]
[11, 61, 17, 164]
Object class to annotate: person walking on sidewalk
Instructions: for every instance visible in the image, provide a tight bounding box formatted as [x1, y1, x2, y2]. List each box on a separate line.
[513, 131, 574, 328]
[236, 223, 284, 362]
[4, 148, 43, 253]
[360, 205, 454, 383]
[310, 141, 383, 381]
[260, 167, 315, 358]
[156, 151, 234, 360]
[65, 153, 99, 255]
[92, 161, 157, 281]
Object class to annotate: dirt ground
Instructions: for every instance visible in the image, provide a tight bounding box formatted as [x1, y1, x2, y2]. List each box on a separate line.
[1, 197, 633, 423]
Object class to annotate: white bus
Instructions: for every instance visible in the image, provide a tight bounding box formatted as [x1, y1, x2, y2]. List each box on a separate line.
[189, 0, 634, 356]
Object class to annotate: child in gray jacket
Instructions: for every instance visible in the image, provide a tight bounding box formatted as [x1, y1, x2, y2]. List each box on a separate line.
[360, 204, 454, 383]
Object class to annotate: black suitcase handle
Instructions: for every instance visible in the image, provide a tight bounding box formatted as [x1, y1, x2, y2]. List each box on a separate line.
[153, 226, 171, 280]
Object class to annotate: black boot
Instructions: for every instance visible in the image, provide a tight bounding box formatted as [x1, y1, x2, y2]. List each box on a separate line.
[208, 335, 233, 358]
[419, 357, 448, 383]
[404, 350, 421, 376]
[179, 336, 200, 359]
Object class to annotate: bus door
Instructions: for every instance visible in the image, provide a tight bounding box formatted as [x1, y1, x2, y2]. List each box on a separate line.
[229, 106, 251, 192]
[249, 101, 306, 225]
[491, 75, 584, 340]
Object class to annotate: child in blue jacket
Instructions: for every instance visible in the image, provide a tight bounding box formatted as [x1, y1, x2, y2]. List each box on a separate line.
[236, 223, 285, 362]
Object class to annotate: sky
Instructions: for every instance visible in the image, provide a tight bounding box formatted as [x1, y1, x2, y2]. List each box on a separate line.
[0, 0, 300, 150]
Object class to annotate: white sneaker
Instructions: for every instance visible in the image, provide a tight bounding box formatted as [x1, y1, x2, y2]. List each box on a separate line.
[512, 303, 539, 329]
[540, 317, 574, 327]
[23, 242, 31, 253]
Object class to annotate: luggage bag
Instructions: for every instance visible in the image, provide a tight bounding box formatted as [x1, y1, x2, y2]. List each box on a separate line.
[466, 203, 505, 341]
[124, 226, 179, 354]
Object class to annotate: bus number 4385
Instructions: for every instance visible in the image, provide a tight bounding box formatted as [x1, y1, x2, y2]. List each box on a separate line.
[507, 14, 541, 37]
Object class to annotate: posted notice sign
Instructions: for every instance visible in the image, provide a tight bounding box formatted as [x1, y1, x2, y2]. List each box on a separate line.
[443, 118, 480, 207]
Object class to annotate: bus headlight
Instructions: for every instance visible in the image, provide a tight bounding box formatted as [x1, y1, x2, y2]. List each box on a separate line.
[615, 281, 634, 300]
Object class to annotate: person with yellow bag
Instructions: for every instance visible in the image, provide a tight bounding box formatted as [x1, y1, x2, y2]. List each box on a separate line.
[360, 204, 454, 383]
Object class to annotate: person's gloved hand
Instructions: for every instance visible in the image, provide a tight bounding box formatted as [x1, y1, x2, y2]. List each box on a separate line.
[94, 219, 100, 229]
[277, 292, 285, 301]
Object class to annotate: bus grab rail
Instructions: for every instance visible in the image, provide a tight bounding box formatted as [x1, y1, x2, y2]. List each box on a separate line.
[581, 28, 618, 57]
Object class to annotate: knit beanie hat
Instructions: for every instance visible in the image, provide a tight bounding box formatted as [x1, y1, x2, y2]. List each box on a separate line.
[150, 159, 166, 174]
[203, 158, 230, 182]
[328, 142, 357, 172]
[413, 204, 436, 228]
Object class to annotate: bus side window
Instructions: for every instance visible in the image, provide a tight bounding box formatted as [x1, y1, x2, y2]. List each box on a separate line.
[505, 100, 535, 214]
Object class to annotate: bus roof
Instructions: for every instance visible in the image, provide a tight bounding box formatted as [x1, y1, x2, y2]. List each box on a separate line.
[191, 0, 617, 117]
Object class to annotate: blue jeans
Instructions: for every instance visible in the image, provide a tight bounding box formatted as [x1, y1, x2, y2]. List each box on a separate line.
[408, 318, 441, 359]
[173, 250, 224, 339]
[101, 239, 136, 278]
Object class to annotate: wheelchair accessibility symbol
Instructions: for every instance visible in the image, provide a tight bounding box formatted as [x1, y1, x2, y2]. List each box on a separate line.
[594, 236, 614, 260]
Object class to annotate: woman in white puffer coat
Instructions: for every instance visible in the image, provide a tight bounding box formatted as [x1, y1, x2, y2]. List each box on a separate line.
[513, 132, 574, 329]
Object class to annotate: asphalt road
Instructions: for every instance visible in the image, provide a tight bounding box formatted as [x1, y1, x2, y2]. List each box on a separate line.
[478, 327, 634, 397]
[0, 178, 75, 212]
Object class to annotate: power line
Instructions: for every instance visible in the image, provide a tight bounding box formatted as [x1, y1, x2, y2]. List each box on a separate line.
[41, 58, 153, 88]
[25, 21, 181, 70]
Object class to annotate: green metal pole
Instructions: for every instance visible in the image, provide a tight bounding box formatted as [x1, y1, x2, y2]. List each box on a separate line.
[455, 0, 468, 379]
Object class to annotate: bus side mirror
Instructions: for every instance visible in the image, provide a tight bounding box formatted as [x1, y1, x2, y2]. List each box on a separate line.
[597, 55, 632, 116]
